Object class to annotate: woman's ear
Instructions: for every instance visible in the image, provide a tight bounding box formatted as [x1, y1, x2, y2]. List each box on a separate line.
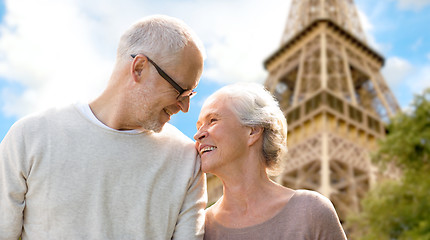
[248, 126, 263, 146]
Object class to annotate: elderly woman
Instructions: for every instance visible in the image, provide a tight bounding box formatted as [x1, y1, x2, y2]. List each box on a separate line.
[194, 83, 347, 240]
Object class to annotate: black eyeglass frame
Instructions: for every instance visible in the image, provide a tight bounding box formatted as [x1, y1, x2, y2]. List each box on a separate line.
[131, 54, 196, 100]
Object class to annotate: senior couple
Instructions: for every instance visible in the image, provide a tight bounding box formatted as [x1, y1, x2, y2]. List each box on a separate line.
[0, 15, 347, 239]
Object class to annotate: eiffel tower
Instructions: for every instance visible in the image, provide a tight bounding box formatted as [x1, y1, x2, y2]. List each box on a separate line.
[264, 0, 400, 221]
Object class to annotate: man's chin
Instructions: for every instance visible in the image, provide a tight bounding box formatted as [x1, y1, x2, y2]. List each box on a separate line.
[139, 120, 165, 133]
[152, 125, 164, 133]
[148, 121, 165, 133]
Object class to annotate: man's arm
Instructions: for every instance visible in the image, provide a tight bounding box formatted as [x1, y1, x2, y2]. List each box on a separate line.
[172, 155, 207, 240]
[0, 124, 27, 240]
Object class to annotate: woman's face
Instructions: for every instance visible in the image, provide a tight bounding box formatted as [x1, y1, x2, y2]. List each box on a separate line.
[194, 95, 250, 174]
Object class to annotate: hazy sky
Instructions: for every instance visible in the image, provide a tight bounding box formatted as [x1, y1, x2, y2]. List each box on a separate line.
[1, 0, 429, 140]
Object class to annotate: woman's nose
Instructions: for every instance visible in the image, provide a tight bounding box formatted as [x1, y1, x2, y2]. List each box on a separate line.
[193, 128, 207, 141]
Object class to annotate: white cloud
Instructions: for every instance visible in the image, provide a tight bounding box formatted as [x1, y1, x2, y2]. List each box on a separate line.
[396, 0, 430, 10]
[381, 57, 413, 86]
[168, 0, 291, 84]
[0, 0, 132, 117]
[356, 8, 391, 54]
[357, 9, 373, 34]
[381, 56, 430, 109]
[0, 0, 291, 118]
[357, 9, 376, 48]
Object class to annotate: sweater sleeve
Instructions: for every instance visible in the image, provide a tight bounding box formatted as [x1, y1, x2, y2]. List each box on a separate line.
[0, 122, 28, 239]
[172, 154, 207, 240]
[307, 191, 347, 240]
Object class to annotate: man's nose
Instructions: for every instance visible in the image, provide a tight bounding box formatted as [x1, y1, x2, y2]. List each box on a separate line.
[177, 97, 190, 113]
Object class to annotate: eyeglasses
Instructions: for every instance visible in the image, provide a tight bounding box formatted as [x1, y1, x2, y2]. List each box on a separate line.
[131, 54, 197, 100]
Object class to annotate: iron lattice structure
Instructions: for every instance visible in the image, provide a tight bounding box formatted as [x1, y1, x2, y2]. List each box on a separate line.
[264, 0, 400, 221]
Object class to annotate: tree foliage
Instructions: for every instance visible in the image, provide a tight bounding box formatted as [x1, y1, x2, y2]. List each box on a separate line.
[347, 88, 430, 240]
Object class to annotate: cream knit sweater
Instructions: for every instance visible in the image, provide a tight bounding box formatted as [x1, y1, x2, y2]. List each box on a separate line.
[0, 105, 206, 239]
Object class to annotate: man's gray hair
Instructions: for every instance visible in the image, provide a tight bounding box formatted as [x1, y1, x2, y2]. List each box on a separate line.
[116, 15, 206, 67]
[206, 83, 288, 175]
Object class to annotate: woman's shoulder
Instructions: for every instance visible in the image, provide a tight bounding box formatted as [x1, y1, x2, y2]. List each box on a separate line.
[292, 189, 333, 206]
[288, 190, 346, 238]
[290, 189, 340, 220]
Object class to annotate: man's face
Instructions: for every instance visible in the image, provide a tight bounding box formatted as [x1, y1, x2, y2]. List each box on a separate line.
[134, 44, 204, 133]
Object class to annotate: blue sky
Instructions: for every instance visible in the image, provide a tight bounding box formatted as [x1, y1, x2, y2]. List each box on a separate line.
[0, 0, 430, 141]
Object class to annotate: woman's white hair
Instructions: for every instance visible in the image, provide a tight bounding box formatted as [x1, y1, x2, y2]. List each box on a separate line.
[206, 82, 288, 175]
[116, 15, 206, 67]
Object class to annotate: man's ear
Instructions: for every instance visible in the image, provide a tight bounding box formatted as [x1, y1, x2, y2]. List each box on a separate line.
[131, 55, 147, 82]
[248, 126, 263, 146]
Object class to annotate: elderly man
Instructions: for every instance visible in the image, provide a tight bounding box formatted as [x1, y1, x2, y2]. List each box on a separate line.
[0, 15, 206, 239]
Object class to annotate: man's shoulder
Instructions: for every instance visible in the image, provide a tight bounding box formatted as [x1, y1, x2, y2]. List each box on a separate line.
[12, 105, 74, 128]
[159, 123, 194, 144]
[2, 105, 77, 145]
